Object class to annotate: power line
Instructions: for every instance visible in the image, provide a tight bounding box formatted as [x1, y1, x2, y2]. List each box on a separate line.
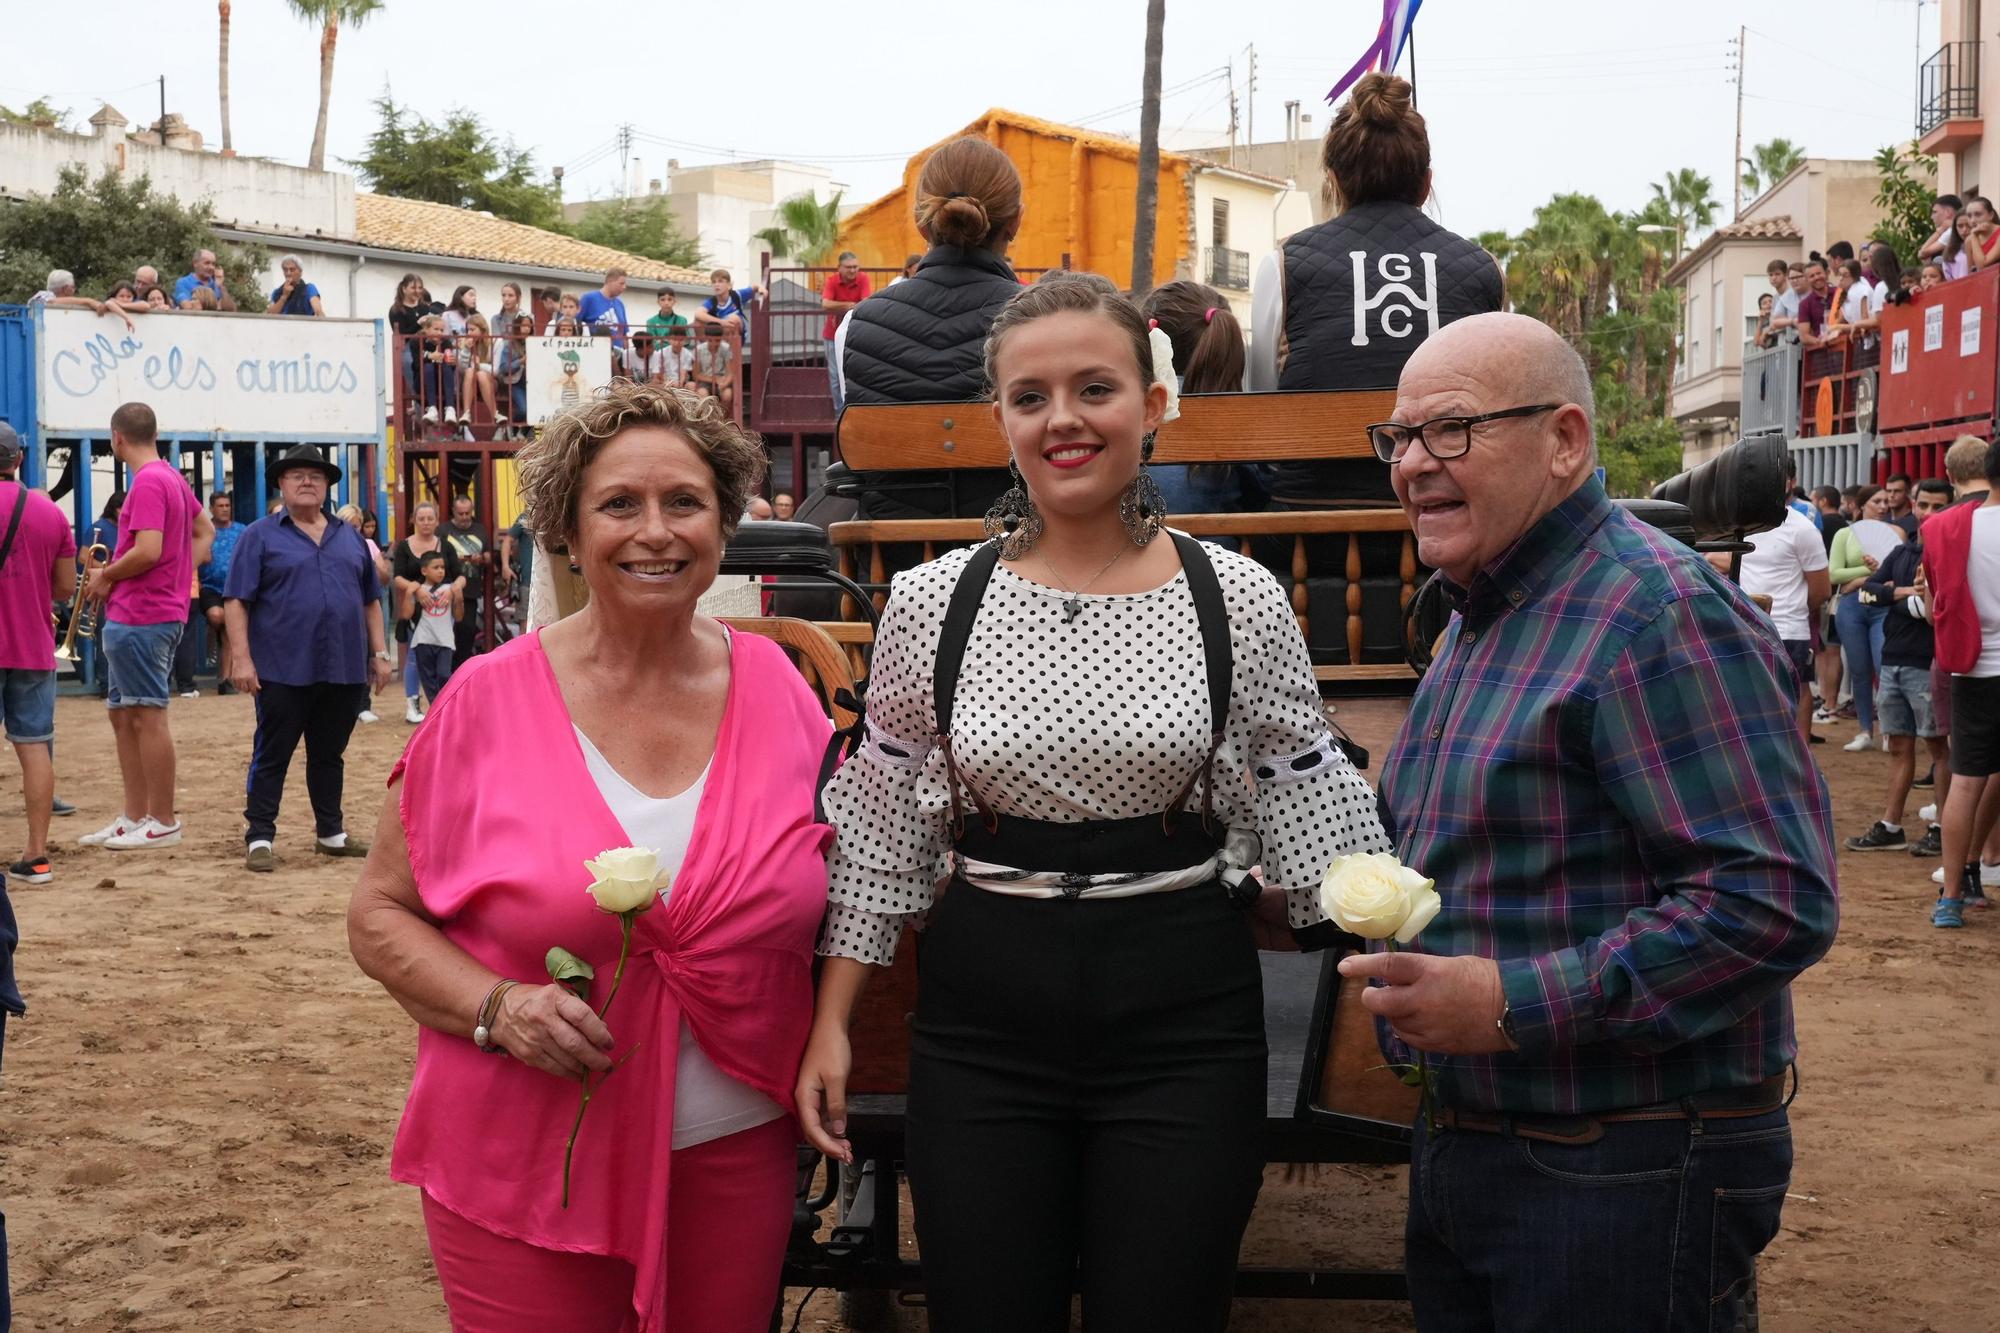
[1743, 25, 1908, 97]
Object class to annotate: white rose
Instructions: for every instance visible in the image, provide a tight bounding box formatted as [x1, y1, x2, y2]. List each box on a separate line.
[583, 846, 669, 915]
[1391, 865, 1441, 945]
[1319, 852, 1438, 943]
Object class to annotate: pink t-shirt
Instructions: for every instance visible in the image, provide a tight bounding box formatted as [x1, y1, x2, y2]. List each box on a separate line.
[0, 483, 77, 671]
[107, 460, 199, 626]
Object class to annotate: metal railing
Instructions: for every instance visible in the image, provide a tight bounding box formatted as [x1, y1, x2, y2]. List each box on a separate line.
[389, 326, 744, 444]
[1207, 246, 1251, 290]
[1918, 40, 1981, 136]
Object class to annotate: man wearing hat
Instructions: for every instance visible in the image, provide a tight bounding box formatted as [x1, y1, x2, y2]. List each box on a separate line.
[221, 447, 391, 872]
[0, 422, 76, 883]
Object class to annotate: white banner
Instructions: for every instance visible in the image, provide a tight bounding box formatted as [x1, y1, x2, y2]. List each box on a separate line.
[36, 307, 380, 438]
[526, 337, 613, 424]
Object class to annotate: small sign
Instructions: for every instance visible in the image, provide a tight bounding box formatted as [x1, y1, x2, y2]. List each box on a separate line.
[1925, 303, 1945, 351]
[526, 337, 612, 424]
[1962, 306, 1983, 358]
[1890, 328, 1910, 374]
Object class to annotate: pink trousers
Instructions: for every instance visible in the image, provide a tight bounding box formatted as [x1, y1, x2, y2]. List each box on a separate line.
[423, 1116, 795, 1332]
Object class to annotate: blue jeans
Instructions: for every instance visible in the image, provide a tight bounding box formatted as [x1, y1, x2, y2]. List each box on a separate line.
[1835, 594, 1888, 733]
[0, 669, 55, 744]
[1407, 1106, 1792, 1332]
[101, 619, 183, 709]
[1150, 464, 1259, 515]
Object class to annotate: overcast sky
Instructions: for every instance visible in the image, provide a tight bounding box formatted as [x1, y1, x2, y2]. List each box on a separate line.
[2, 0, 1939, 245]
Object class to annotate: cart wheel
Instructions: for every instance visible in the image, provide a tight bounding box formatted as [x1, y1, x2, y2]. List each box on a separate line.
[837, 1288, 890, 1330]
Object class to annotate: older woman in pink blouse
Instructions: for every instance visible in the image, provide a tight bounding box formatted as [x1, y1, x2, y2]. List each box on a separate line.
[348, 381, 830, 1332]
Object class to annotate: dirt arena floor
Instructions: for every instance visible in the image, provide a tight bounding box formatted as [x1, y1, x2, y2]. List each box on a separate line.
[3, 685, 1996, 1332]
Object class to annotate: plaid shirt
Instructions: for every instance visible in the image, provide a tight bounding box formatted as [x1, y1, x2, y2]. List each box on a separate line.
[1380, 479, 1838, 1115]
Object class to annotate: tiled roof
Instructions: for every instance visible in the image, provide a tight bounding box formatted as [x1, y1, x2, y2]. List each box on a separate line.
[353, 193, 707, 285]
[1665, 213, 1801, 284]
[1713, 215, 1802, 241]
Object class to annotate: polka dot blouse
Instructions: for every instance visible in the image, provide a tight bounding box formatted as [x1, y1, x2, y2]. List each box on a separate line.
[817, 538, 1391, 965]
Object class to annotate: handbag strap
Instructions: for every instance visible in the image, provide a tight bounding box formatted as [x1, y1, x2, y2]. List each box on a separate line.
[0, 482, 31, 573]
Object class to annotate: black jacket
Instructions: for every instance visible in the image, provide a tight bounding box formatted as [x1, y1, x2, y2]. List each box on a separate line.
[840, 244, 1023, 521]
[1863, 541, 1933, 668]
[1266, 201, 1504, 503]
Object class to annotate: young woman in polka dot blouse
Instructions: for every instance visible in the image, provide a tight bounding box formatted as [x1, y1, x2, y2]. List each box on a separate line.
[795, 274, 1390, 1331]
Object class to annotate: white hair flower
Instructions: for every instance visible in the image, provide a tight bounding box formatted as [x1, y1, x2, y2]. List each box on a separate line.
[1148, 325, 1182, 424]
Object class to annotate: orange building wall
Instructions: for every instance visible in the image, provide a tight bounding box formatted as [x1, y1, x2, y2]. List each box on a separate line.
[839, 111, 1190, 289]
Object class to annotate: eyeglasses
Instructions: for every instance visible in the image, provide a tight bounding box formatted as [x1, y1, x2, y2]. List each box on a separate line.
[1365, 404, 1563, 464]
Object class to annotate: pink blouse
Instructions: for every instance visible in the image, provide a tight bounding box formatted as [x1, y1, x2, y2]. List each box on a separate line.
[387, 628, 832, 1331]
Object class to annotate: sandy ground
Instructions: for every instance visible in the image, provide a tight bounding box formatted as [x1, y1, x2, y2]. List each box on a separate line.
[2, 686, 1995, 1332]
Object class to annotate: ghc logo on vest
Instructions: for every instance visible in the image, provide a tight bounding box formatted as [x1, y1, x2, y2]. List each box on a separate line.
[1349, 251, 1439, 346]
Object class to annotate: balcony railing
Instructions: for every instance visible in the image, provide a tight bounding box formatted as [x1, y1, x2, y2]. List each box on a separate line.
[1918, 40, 1981, 137]
[1207, 246, 1251, 290]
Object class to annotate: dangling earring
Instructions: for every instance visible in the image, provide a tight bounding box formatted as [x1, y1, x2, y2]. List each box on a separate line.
[567, 560, 581, 573]
[983, 457, 1043, 559]
[1120, 431, 1165, 547]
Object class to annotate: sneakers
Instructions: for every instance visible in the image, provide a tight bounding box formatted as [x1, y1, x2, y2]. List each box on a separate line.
[404, 699, 424, 724]
[1934, 896, 1966, 929]
[443, 406, 459, 424]
[357, 709, 380, 725]
[8, 855, 51, 885]
[104, 818, 182, 850]
[1933, 865, 1947, 886]
[1812, 707, 1838, 724]
[1845, 821, 1907, 852]
[422, 406, 439, 425]
[79, 814, 138, 846]
[50, 797, 76, 817]
[1909, 825, 1943, 858]
[1842, 732, 1876, 752]
[245, 843, 274, 873]
[1919, 803, 1938, 825]
[313, 837, 369, 859]
[1913, 765, 1935, 789]
[177, 688, 199, 698]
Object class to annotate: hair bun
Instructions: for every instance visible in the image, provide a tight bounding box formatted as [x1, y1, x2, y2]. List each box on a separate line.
[931, 195, 992, 248]
[1348, 72, 1411, 128]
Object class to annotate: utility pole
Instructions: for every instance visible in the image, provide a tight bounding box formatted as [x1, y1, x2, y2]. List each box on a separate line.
[616, 123, 634, 197]
[1729, 28, 1745, 217]
[1246, 44, 1256, 153]
[1226, 60, 1238, 167]
[157, 75, 167, 140]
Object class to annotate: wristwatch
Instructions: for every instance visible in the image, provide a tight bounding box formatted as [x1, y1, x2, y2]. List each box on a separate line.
[1497, 1003, 1521, 1053]
[372, 650, 393, 663]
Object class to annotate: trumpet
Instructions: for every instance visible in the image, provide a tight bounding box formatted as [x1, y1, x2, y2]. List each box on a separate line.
[55, 543, 110, 663]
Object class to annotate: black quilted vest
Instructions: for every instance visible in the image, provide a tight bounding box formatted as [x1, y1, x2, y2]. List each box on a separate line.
[1267, 201, 1504, 503]
[841, 244, 1023, 521]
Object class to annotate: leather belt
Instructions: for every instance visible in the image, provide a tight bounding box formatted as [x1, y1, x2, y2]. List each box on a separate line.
[1431, 1072, 1791, 1146]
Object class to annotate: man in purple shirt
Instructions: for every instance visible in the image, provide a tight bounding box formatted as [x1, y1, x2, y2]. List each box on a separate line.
[1341, 313, 1837, 1330]
[79, 403, 212, 852]
[0, 422, 76, 884]
[223, 447, 391, 872]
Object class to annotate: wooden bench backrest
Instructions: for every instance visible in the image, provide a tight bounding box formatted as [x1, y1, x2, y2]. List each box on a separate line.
[835, 388, 1396, 471]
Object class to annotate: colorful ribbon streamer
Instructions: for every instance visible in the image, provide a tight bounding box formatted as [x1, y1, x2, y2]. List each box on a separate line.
[1324, 0, 1424, 105]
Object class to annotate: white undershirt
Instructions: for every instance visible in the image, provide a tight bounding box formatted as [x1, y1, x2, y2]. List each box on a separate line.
[574, 726, 786, 1150]
[1971, 508, 2000, 677]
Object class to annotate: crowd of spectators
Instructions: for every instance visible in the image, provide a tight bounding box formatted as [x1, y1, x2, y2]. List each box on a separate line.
[26, 248, 339, 327]
[391, 266, 763, 440]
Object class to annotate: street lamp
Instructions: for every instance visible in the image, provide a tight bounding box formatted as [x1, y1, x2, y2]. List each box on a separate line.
[1636, 221, 1685, 264]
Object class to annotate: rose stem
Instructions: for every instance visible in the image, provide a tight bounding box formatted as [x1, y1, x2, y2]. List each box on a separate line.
[561, 912, 638, 1209]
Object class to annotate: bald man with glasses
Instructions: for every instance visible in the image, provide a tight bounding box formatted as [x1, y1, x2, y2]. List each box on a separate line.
[1342, 312, 1839, 1332]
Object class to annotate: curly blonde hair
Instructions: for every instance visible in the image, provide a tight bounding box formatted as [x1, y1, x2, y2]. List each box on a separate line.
[515, 380, 767, 552]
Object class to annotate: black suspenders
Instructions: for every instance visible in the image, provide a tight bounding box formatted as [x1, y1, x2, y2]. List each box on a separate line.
[931, 532, 1233, 837]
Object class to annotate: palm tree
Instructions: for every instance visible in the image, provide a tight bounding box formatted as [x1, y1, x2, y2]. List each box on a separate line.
[1739, 137, 1807, 200]
[1130, 0, 1165, 291]
[287, 0, 383, 172]
[752, 192, 845, 266]
[218, 1, 233, 153]
[1648, 168, 1719, 261]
